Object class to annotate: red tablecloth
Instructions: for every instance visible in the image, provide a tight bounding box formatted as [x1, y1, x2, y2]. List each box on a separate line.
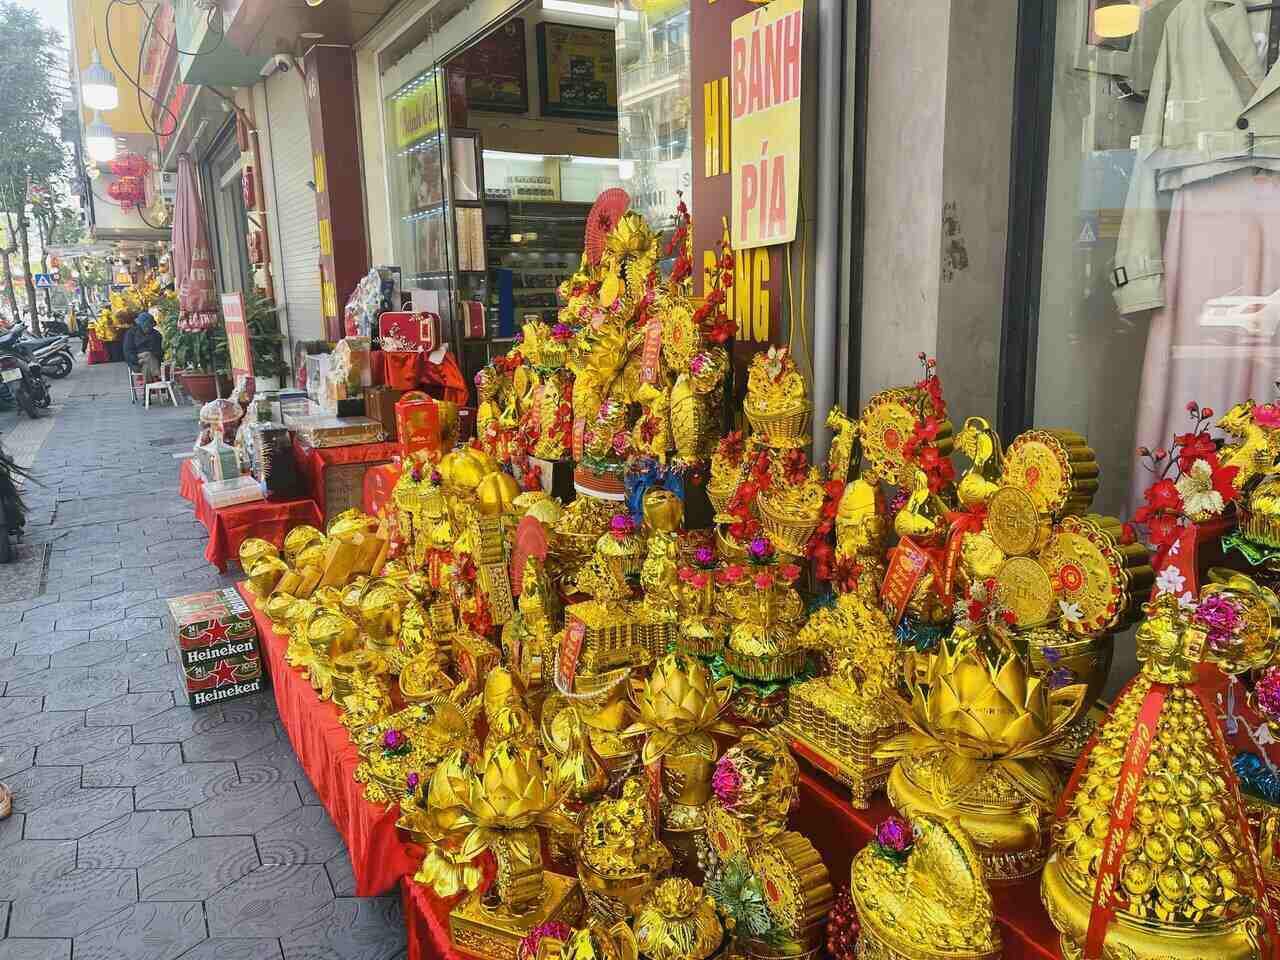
[236, 582, 420, 896]
[181, 459, 324, 572]
[290, 437, 400, 520]
[403, 880, 465, 960]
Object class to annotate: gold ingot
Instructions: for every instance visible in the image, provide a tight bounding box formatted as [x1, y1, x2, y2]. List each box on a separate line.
[328, 509, 377, 543]
[641, 489, 683, 535]
[632, 879, 723, 960]
[263, 593, 298, 630]
[307, 610, 359, 659]
[358, 579, 412, 648]
[475, 470, 520, 516]
[238, 537, 278, 572]
[245, 555, 288, 598]
[283, 525, 324, 566]
[522, 494, 563, 526]
[398, 655, 453, 704]
[439, 448, 491, 494]
[312, 585, 346, 612]
[295, 541, 329, 571]
[1122, 860, 1155, 897]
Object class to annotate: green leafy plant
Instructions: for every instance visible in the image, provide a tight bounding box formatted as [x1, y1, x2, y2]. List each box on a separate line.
[158, 290, 288, 379]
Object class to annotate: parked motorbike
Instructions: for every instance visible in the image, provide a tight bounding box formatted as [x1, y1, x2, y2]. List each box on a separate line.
[0, 330, 51, 418]
[9, 326, 73, 379]
[0, 441, 27, 564]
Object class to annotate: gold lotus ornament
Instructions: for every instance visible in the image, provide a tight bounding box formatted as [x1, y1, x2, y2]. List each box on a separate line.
[448, 741, 585, 960]
[878, 637, 1086, 881]
[533, 923, 640, 960]
[624, 654, 735, 826]
[416, 836, 487, 899]
[850, 814, 1001, 960]
[632, 878, 723, 960]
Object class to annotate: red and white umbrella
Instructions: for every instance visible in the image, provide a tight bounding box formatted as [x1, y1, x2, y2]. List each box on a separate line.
[172, 153, 220, 331]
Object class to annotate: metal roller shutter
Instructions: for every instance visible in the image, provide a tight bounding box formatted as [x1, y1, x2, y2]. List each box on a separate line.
[264, 71, 323, 343]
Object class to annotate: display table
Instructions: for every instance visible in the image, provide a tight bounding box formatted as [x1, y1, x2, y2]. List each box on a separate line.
[235, 582, 420, 896]
[180, 459, 324, 572]
[291, 438, 400, 523]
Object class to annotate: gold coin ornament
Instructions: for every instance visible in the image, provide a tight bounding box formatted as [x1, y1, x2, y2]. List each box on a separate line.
[996, 555, 1055, 627]
[859, 389, 924, 484]
[1039, 516, 1130, 635]
[986, 485, 1046, 557]
[1002, 429, 1098, 517]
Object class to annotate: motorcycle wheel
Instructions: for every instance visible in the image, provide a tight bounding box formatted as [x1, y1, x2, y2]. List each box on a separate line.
[15, 385, 39, 419]
[0, 499, 9, 564]
[43, 353, 72, 379]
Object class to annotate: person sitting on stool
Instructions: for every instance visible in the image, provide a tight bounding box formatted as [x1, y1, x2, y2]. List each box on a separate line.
[123, 311, 163, 381]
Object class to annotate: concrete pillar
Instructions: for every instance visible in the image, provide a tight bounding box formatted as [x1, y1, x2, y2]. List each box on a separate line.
[857, 0, 1017, 421]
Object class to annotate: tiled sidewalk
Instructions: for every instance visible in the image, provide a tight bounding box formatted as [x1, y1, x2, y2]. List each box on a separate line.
[0, 361, 405, 960]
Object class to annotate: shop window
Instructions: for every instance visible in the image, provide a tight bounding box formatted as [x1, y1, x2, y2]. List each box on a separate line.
[1020, 0, 1280, 519]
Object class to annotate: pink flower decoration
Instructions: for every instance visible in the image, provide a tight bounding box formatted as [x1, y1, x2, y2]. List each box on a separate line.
[1256, 404, 1280, 430]
[518, 922, 574, 960]
[875, 815, 913, 855]
[712, 758, 743, 807]
[691, 572, 709, 589]
[1257, 667, 1280, 721]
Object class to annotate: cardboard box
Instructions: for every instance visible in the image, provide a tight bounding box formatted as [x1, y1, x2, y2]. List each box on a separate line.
[167, 589, 265, 709]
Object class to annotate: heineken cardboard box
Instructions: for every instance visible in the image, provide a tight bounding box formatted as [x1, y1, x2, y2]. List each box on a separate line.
[166, 588, 266, 708]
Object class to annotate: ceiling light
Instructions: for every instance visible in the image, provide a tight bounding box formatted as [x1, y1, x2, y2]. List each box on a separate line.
[1093, 1, 1140, 39]
[85, 112, 117, 162]
[300, 32, 324, 40]
[484, 150, 547, 162]
[571, 156, 619, 166]
[81, 49, 119, 112]
[542, 0, 638, 22]
[304, 0, 326, 7]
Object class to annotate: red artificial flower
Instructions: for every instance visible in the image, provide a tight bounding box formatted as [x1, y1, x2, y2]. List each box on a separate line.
[779, 563, 801, 581]
[717, 431, 746, 466]
[1144, 478, 1182, 513]
[1174, 431, 1217, 472]
[754, 573, 773, 590]
[967, 601, 986, 623]
[1212, 462, 1241, 504]
[1146, 513, 1181, 548]
[1000, 609, 1017, 626]
[1120, 522, 1138, 545]
[782, 448, 809, 486]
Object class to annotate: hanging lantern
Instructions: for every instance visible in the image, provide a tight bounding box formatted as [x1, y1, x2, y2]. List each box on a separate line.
[109, 153, 150, 178]
[108, 176, 147, 210]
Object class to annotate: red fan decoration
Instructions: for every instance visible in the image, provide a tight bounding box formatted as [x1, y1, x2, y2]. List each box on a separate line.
[584, 188, 631, 265]
[109, 153, 150, 178]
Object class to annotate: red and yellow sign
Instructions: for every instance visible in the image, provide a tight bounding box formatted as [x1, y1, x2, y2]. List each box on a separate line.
[730, 0, 803, 249]
[220, 292, 253, 386]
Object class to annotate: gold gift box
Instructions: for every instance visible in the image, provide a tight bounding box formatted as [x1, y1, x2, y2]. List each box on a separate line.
[781, 678, 904, 808]
[453, 632, 502, 688]
[449, 873, 583, 960]
[565, 601, 676, 675]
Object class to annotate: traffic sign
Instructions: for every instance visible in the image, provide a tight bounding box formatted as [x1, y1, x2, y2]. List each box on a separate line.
[32, 274, 53, 289]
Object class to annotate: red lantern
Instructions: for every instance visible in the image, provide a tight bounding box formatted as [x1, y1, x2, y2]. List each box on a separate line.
[109, 153, 150, 178]
[108, 176, 147, 210]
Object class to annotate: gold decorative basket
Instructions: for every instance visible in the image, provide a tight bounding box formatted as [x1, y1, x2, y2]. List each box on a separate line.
[707, 480, 736, 516]
[757, 496, 820, 558]
[745, 398, 812, 449]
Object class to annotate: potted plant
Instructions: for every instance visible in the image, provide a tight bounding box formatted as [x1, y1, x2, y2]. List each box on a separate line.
[155, 292, 226, 403]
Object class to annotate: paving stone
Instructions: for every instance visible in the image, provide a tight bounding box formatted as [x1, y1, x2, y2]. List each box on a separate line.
[0, 696, 44, 723]
[19, 600, 92, 624]
[5, 763, 82, 812]
[324, 850, 357, 898]
[176, 940, 283, 960]
[0, 838, 79, 889]
[73, 900, 206, 960]
[296, 778, 322, 806]
[0, 745, 35, 778]
[126, 631, 173, 653]
[0, 940, 71, 960]
[36, 724, 132, 765]
[132, 704, 226, 743]
[220, 693, 279, 726]
[191, 780, 299, 836]
[24, 786, 134, 838]
[78, 810, 192, 868]
[83, 742, 181, 787]
[135, 761, 238, 810]
[0, 812, 24, 849]
[206, 863, 333, 938]
[13, 630, 94, 657]
[0, 655, 51, 683]
[5, 667, 90, 698]
[0, 709, 84, 747]
[256, 805, 344, 866]
[53, 609, 121, 632]
[237, 740, 307, 786]
[140, 835, 260, 900]
[9, 867, 138, 937]
[182, 721, 278, 763]
[86, 692, 175, 727]
[88, 617, 163, 644]
[91, 589, 158, 611]
[58, 639, 131, 668]
[281, 897, 407, 960]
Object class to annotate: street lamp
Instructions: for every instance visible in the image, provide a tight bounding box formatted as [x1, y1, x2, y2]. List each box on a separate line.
[81, 49, 119, 112]
[85, 112, 117, 163]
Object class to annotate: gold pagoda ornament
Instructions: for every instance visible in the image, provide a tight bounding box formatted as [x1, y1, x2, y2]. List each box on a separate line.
[1042, 593, 1280, 960]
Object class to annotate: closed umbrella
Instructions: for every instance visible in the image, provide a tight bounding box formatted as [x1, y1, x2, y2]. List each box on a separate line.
[172, 153, 220, 332]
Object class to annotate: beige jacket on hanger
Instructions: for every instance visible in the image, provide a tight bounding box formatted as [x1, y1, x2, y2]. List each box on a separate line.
[1114, 0, 1280, 314]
